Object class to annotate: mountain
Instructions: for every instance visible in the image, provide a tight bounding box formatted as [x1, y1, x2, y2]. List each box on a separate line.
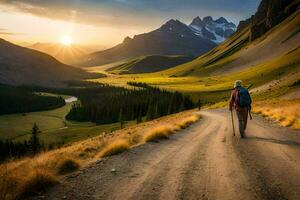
[157, 0, 300, 99]
[80, 17, 235, 67]
[29, 43, 97, 65]
[164, 5, 300, 77]
[106, 55, 196, 74]
[0, 39, 102, 87]
[189, 16, 236, 44]
[237, 0, 300, 41]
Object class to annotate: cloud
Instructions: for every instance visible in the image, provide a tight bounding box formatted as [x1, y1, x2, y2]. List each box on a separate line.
[0, 1, 163, 29]
[0, 28, 22, 35]
[0, 0, 260, 28]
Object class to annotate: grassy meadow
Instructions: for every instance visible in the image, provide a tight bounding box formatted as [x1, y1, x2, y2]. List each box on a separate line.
[0, 93, 137, 146]
[88, 46, 300, 104]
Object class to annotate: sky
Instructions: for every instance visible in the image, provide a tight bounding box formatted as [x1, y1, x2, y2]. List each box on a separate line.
[0, 0, 261, 48]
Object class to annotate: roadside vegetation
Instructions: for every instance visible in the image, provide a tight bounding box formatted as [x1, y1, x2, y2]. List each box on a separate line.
[98, 139, 130, 158]
[252, 99, 300, 129]
[0, 110, 200, 200]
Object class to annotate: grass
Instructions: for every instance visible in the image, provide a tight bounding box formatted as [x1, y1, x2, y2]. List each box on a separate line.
[175, 114, 201, 129]
[144, 114, 201, 142]
[0, 93, 75, 141]
[98, 139, 130, 158]
[18, 168, 58, 199]
[144, 126, 174, 142]
[0, 110, 201, 199]
[57, 158, 80, 175]
[0, 165, 58, 200]
[252, 99, 300, 129]
[0, 96, 138, 146]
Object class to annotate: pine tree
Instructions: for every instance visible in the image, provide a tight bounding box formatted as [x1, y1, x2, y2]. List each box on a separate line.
[29, 123, 40, 155]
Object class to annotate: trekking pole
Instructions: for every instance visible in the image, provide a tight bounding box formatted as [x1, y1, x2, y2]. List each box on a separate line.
[249, 109, 253, 120]
[230, 110, 235, 136]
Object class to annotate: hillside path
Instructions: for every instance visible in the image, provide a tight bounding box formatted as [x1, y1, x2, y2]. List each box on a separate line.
[32, 109, 300, 200]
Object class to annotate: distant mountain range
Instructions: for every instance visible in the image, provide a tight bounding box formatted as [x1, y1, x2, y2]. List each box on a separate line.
[189, 16, 236, 44]
[162, 0, 300, 78]
[0, 39, 102, 87]
[28, 43, 98, 65]
[79, 16, 236, 67]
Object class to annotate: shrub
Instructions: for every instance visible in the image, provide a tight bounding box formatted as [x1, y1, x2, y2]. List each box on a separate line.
[18, 168, 58, 198]
[98, 140, 130, 158]
[0, 165, 20, 200]
[57, 158, 80, 175]
[175, 114, 200, 129]
[144, 126, 174, 142]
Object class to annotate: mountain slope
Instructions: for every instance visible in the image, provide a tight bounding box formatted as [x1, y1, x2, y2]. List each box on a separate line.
[80, 17, 235, 67]
[91, 0, 300, 103]
[162, 1, 300, 77]
[0, 39, 102, 87]
[106, 55, 196, 74]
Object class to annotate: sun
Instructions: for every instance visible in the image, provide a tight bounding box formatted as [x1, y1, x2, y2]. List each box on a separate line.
[60, 35, 73, 46]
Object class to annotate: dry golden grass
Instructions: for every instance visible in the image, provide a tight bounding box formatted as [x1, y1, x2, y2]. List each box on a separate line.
[18, 168, 58, 199]
[0, 164, 19, 200]
[252, 99, 300, 129]
[0, 110, 200, 199]
[0, 165, 58, 200]
[145, 114, 201, 142]
[175, 114, 201, 129]
[144, 126, 174, 142]
[57, 158, 80, 175]
[98, 139, 130, 158]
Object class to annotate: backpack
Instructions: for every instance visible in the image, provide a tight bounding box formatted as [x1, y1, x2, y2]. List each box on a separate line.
[237, 87, 251, 108]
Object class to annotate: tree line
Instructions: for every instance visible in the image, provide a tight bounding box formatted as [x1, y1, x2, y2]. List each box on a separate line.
[66, 82, 195, 124]
[0, 84, 65, 115]
[0, 123, 46, 162]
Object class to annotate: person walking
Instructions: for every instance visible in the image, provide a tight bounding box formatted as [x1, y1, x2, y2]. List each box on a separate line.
[229, 80, 252, 138]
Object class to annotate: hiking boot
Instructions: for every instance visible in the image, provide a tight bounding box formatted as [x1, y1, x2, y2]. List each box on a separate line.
[240, 131, 245, 138]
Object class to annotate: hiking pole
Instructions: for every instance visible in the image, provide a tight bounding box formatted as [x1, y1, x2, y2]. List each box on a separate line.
[230, 110, 235, 136]
[249, 109, 253, 120]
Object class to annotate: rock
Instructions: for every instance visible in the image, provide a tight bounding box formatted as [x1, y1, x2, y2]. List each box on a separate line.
[111, 168, 116, 173]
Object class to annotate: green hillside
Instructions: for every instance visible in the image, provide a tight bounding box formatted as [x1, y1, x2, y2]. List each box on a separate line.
[90, 9, 300, 103]
[107, 55, 195, 74]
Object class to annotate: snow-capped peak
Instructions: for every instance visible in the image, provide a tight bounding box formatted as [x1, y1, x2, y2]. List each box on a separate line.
[189, 16, 236, 44]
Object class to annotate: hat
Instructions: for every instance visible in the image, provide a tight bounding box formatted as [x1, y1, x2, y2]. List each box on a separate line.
[234, 80, 242, 88]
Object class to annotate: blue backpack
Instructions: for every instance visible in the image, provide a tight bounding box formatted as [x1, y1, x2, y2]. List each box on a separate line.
[237, 87, 252, 108]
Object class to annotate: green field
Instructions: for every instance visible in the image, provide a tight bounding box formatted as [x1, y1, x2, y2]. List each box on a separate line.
[0, 93, 137, 145]
[88, 47, 300, 103]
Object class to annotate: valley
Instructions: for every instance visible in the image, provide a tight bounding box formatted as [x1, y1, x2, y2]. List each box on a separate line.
[0, 0, 299, 199]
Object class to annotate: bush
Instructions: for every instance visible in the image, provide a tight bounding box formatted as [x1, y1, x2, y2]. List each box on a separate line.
[98, 140, 130, 158]
[57, 158, 80, 175]
[0, 165, 20, 200]
[175, 114, 200, 129]
[144, 126, 174, 142]
[18, 169, 58, 198]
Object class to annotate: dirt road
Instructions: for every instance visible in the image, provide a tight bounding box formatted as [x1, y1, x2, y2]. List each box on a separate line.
[33, 110, 300, 200]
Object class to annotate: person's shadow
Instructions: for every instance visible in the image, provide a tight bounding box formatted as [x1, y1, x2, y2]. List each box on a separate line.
[245, 136, 300, 147]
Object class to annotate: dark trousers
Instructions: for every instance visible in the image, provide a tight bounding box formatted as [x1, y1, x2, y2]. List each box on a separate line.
[236, 108, 248, 137]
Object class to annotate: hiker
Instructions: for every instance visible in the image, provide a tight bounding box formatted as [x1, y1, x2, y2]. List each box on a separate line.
[197, 99, 202, 111]
[229, 80, 252, 138]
